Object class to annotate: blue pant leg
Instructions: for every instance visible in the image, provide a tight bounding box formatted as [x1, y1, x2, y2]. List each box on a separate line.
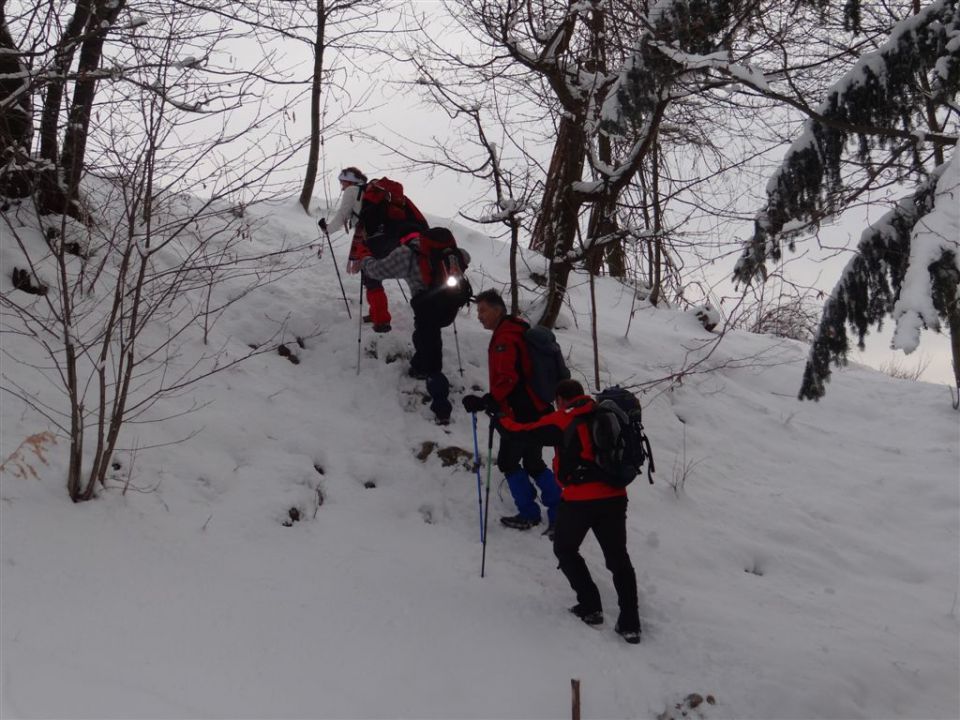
[505, 469, 541, 522]
[532, 467, 561, 524]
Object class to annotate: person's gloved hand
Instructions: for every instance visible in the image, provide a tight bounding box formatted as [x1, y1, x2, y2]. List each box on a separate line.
[347, 241, 371, 274]
[462, 394, 487, 414]
[463, 393, 497, 415]
[318, 218, 328, 232]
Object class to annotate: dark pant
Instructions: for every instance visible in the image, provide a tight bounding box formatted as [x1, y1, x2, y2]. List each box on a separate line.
[496, 433, 548, 477]
[553, 496, 639, 630]
[410, 304, 451, 420]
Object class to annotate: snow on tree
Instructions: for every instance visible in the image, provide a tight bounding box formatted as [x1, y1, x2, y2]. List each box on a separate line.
[892, 148, 959, 356]
[732, 0, 960, 400]
[798, 152, 956, 401]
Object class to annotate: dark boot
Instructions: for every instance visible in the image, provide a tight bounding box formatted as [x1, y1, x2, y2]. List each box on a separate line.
[499, 514, 541, 530]
[570, 604, 603, 626]
[615, 620, 641, 644]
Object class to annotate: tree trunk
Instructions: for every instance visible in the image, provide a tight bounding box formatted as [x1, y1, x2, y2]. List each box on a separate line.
[298, 1, 327, 213]
[531, 115, 585, 257]
[533, 116, 586, 328]
[35, 1, 94, 215]
[585, 191, 619, 275]
[647, 143, 664, 306]
[58, 1, 126, 216]
[585, 7, 625, 277]
[589, 248, 600, 390]
[509, 218, 520, 315]
[941, 270, 960, 405]
[0, 11, 33, 198]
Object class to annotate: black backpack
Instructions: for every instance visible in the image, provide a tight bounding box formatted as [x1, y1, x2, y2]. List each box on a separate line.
[587, 387, 654, 487]
[523, 325, 570, 404]
[406, 227, 472, 327]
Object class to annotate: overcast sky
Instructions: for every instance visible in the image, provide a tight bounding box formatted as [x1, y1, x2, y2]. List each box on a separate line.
[276, 3, 956, 387]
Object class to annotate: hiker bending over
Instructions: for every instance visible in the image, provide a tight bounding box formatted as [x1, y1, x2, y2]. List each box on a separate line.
[354, 228, 469, 425]
[462, 289, 559, 538]
[493, 378, 641, 645]
[325, 168, 428, 334]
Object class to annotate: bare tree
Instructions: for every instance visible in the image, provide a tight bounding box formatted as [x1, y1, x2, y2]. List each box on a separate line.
[1, 5, 308, 501]
[0, 5, 32, 198]
[266, 0, 391, 213]
[410, 0, 843, 329]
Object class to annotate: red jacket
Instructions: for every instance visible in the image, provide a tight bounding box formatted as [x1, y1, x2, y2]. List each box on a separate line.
[498, 396, 627, 502]
[488, 317, 547, 421]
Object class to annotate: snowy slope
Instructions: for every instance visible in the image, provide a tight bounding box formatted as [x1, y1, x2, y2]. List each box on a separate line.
[1, 197, 958, 719]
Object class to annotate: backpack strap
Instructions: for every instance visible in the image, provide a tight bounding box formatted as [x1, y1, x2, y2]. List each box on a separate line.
[560, 405, 600, 485]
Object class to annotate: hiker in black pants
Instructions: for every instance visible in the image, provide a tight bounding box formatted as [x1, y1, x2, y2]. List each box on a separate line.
[462, 289, 559, 537]
[494, 378, 641, 644]
[354, 229, 467, 425]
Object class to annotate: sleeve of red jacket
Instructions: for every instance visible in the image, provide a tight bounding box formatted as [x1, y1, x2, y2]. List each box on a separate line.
[497, 413, 564, 447]
[489, 336, 521, 408]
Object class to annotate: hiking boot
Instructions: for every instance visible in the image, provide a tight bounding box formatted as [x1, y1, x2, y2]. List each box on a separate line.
[615, 621, 641, 644]
[499, 514, 541, 531]
[434, 414, 451, 426]
[372, 323, 391, 333]
[569, 605, 604, 626]
[541, 522, 556, 541]
[362, 314, 373, 324]
[408, 366, 429, 380]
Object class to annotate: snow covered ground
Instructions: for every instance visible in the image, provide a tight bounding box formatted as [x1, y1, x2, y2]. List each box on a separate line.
[1, 197, 958, 719]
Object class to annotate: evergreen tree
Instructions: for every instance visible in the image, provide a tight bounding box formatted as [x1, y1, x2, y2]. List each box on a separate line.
[733, 0, 960, 400]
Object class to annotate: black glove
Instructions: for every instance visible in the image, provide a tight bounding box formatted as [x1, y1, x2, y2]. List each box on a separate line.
[462, 394, 486, 414]
[318, 218, 327, 232]
[463, 393, 497, 415]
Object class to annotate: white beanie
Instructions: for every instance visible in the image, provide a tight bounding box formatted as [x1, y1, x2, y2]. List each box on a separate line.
[338, 168, 367, 185]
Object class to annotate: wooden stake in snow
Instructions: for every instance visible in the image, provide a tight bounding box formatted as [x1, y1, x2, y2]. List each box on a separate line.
[571, 678, 581, 720]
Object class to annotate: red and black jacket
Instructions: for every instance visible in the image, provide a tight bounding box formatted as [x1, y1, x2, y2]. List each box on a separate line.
[488, 316, 549, 422]
[498, 396, 627, 502]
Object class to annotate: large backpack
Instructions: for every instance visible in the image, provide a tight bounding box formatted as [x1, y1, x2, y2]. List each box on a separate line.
[585, 386, 655, 487]
[358, 178, 428, 240]
[523, 325, 570, 405]
[406, 227, 472, 327]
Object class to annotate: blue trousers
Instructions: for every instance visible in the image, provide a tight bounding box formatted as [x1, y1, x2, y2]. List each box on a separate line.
[505, 467, 560, 524]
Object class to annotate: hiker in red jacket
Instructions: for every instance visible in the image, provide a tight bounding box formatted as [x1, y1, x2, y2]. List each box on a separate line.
[462, 289, 559, 536]
[494, 378, 641, 644]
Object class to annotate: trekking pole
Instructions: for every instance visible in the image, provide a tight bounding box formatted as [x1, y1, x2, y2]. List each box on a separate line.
[452, 318, 464, 377]
[356, 278, 363, 375]
[396, 280, 408, 303]
[480, 416, 495, 578]
[470, 412, 483, 543]
[319, 221, 351, 319]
